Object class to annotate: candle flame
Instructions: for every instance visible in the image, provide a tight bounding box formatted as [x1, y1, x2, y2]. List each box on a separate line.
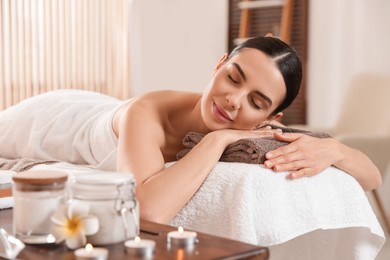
[178, 226, 184, 233]
[85, 243, 93, 252]
[135, 236, 141, 242]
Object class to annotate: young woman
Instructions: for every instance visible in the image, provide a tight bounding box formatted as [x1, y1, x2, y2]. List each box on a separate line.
[0, 36, 381, 224]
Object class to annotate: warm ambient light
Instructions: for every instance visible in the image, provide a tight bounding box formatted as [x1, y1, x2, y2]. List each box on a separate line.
[85, 243, 93, 252]
[167, 227, 198, 247]
[74, 242, 109, 260]
[124, 236, 156, 257]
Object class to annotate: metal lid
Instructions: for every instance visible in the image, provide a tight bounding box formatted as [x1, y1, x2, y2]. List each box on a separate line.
[12, 170, 68, 184]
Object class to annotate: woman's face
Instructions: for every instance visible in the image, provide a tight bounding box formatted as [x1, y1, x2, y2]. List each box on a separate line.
[201, 48, 286, 131]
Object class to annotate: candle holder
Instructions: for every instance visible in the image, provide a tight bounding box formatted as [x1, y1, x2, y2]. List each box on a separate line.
[124, 236, 156, 259]
[167, 227, 197, 248]
[74, 243, 108, 260]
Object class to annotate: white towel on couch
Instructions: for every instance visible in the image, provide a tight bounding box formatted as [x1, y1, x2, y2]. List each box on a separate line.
[170, 162, 385, 260]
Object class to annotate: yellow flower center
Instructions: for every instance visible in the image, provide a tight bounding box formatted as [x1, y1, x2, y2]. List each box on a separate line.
[65, 216, 83, 237]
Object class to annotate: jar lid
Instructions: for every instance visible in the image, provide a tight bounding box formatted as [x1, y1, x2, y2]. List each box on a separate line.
[71, 172, 135, 200]
[73, 172, 135, 185]
[13, 170, 68, 184]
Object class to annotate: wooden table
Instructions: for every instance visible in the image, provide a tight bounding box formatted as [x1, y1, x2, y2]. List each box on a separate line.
[0, 209, 269, 259]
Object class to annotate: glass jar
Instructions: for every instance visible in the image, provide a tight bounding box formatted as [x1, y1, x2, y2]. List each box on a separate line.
[12, 170, 68, 244]
[70, 172, 139, 245]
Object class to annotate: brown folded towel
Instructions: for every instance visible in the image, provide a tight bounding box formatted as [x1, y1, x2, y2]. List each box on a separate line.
[0, 157, 58, 172]
[176, 125, 331, 164]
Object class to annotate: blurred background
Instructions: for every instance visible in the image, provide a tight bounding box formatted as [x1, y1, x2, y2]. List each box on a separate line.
[2, 0, 389, 126]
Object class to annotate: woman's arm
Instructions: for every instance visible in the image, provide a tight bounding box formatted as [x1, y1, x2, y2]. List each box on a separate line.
[116, 102, 279, 224]
[263, 132, 382, 191]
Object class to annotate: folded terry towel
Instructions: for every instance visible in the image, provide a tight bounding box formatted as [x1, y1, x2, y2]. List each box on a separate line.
[176, 125, 331, 164]
[0, 157, 58, 172]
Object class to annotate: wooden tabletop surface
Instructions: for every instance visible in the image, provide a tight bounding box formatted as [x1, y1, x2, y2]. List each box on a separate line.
[0, 208, 269, 259]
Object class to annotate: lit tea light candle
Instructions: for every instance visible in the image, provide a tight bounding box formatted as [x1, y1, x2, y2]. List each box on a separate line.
[125, 236, 156, 258]
[167, 226, 197, 247]
[74, 243, 108, 260]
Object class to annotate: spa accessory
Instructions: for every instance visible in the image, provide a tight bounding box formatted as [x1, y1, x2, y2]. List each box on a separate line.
[177, 125, 330, 164]
[70, 172, 139, 245]
[12, 170, 68, 244]
[167, 227, 197, 247]
[0, 158, 58, 172]
[124, 236, 155, 258]
[74, 243, 108, 260]
[51, 201, 99, 249]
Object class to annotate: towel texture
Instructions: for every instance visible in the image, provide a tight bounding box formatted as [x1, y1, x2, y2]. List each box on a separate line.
[170, 162, 385, 259]
[0, 90, 121, 171]
[0, 157, 58, 172]
[176, 125, 331, 164]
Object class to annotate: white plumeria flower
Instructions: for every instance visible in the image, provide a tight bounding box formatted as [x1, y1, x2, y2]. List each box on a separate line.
[51, 201, 99, 249]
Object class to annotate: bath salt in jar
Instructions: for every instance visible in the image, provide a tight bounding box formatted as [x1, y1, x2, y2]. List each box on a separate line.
[70, 172, 139, 245]
[12, 170, 68, 244]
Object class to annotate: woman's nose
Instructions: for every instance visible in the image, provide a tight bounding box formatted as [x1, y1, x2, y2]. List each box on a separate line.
[226, 92, 243, 110]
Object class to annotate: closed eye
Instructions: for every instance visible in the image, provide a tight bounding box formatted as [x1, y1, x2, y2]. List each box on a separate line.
[228, 74, 239, 84]
[251, 97, 262, 110]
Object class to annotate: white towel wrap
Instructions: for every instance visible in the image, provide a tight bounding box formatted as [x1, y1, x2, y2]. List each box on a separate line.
[0, 90, 121, 170]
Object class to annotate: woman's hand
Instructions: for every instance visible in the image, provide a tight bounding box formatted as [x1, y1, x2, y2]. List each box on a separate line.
[263, 132, 341, 179]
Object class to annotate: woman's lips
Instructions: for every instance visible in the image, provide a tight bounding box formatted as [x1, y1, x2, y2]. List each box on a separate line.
[213, 102, 233, 122]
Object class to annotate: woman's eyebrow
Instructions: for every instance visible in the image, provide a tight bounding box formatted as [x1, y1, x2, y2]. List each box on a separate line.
[232, 63, 246, 81]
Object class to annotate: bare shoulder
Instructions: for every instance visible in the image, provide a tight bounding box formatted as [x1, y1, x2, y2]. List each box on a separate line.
[113, 90, 202, 171]
[113, 90, 200, 136]
[124, 90, 200, 117]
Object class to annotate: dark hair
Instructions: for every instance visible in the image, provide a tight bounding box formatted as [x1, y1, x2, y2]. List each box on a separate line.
[228, 36, 302, 114]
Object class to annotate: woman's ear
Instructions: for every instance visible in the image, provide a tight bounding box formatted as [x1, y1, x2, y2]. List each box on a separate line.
[271, 112, 283, 121]
[253, 112, 283, 129]
[213, 53, 228, 75]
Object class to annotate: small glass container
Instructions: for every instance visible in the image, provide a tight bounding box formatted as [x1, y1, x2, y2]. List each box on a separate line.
[70, 172, 139, 245]
[12, 170, 68, 244]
